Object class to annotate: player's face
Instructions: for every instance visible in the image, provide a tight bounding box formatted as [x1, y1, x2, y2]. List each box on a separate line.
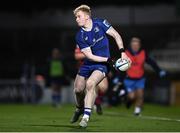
[52, 49, 60, 59]
[75, 11, 89, 27]
[130, 41, 141, 52]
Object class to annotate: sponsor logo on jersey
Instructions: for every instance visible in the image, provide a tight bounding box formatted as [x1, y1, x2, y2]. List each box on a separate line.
[90, 36, 104, 47]
[93, 38, 96, 42]
[85, 36, 88, 41]
[103, 20, 110, 27]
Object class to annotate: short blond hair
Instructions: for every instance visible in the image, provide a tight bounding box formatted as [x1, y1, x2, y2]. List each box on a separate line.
[73, 4, 91, 16]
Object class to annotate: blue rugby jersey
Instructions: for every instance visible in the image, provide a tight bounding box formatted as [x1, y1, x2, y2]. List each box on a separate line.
[75, 18, 111, 65]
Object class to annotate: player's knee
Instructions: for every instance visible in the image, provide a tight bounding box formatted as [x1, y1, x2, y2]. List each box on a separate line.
[137, 89, 144, 99]
[74, 83, 84, 93]
[86, 80, 96, 91]
[74, 87, 83, 93]
[128, 93, 135, 100]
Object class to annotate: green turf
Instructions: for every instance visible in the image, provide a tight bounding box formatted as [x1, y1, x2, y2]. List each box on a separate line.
[0, 104, 180, 132]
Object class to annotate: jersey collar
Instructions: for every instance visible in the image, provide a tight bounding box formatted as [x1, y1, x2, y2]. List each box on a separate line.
[81, 19, 93, 32]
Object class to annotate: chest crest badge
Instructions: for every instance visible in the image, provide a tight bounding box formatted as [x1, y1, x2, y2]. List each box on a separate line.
[94, 26, 99, 33]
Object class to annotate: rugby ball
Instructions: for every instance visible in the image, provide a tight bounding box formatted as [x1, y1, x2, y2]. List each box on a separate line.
[115, 58, 131, 71]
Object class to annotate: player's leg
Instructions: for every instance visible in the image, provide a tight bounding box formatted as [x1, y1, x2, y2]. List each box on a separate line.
[74, 74, 86, 108]
[95, 77, 108, 115]
[80, 70, 105, 127]
[126, 91, 135, 108]
[51, 82, 61, 107]
[133, 78, 145, 116]
[84, 70, 105, 115]
[124, 78, 136, 108]
[70, 74, 86, 123]
[98, 77, 108, 93]
[128, 91, 135, 100]
[134, 89, 144, 116]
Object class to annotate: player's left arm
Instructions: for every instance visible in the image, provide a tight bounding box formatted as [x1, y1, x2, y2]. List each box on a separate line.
[145, 52, 166, 77]
[106, 27, 131, 62]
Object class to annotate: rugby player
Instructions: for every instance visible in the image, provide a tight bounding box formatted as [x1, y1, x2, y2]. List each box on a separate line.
[71, 4, 130, 127]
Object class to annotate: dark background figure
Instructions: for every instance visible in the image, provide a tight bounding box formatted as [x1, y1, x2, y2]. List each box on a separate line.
[47, 48, 65, 107]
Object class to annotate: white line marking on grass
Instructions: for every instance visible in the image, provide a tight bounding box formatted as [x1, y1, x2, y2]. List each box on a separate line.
[140, 115, 180, 122]
[106, 112, 180, 123]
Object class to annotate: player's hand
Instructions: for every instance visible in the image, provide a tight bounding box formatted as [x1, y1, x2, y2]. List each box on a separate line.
[159, 70, 166, 78]
[107, 57, 116, 68]
[121, 52, 132, 65]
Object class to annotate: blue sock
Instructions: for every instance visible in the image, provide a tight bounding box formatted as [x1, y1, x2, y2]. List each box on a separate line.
[83, 108, 91, 119]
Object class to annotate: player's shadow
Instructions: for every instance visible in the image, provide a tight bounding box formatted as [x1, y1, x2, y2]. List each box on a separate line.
[24, 124, 100, 132]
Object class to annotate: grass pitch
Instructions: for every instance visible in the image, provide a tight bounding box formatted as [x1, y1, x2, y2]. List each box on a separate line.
[0, 104, 180, 132]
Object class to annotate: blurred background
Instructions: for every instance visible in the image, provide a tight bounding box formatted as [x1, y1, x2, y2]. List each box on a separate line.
[0, 0, 180, 106]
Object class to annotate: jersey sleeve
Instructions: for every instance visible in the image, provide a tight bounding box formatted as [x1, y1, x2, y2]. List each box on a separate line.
[145, 51, 162, 73]
[75, 33, 89, 50]
[98, 19, 112, 32]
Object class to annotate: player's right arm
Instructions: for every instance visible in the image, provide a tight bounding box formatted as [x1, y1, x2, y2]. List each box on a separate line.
[81, 47, 108, 62]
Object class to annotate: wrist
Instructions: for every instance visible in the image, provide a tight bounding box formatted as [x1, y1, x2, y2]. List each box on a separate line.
[119, 48, 125, 58]
[107, 58, 111, 62]
[119, 48, 125, 54]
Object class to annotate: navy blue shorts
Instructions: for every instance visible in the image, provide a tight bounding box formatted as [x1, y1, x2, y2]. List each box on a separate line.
[78, 64, 109, 78]
[123, 78, 146, 93]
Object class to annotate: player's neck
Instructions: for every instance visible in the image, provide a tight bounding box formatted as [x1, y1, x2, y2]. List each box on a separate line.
[82, 19, 93, 31]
